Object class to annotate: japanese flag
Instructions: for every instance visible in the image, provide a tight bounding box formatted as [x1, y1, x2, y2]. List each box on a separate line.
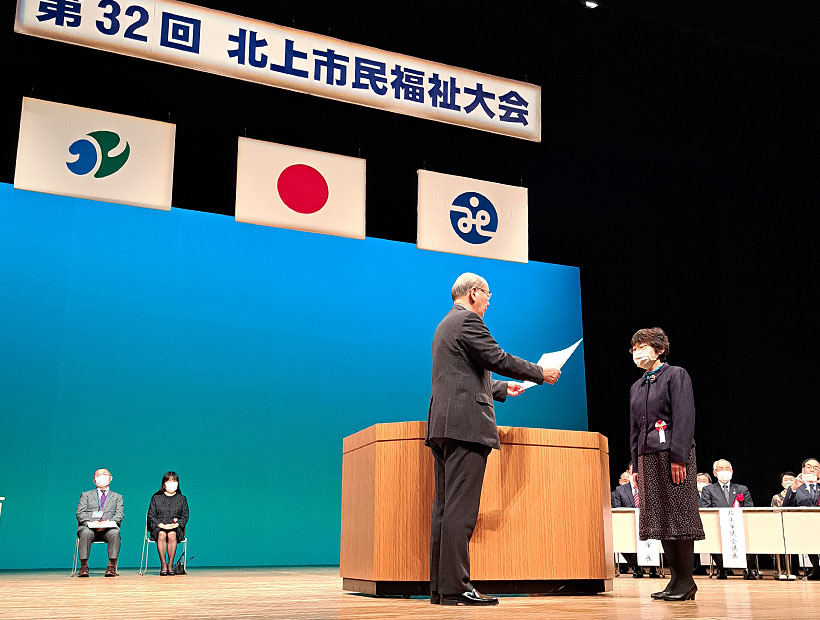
[417, 170, 528, 263]
[14, 97, 175, 211]
[235, 138, 365, 239]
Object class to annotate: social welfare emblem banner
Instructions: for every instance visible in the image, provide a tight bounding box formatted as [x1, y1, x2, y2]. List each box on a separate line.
[14, 98, 175, 211]
[235, 137, 366, 240]
[14, 97, 175, 210]
[417, 170, 527, 263]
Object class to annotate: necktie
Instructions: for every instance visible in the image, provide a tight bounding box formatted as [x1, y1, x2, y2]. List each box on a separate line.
[811, 485, 817, 501]
[633, 486, 639, 508]
[100, 490, 107, 510]
[723, 485, 731, 505]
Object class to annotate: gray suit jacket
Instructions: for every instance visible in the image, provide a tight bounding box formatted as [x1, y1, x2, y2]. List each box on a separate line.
[425, 304, 544, 450]
[76, 489, 124, 533]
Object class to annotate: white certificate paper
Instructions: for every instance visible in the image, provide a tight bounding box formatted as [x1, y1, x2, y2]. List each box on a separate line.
[516, 338, 583, 390]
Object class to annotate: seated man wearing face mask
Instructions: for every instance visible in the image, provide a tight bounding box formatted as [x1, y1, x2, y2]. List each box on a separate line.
[75, 468, 124, 577]
[699, 459, 757, 580]
[782, 458, 820, 580]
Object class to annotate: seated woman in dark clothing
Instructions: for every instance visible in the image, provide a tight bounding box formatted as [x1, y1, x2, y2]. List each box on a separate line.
[147, 471, 189, 575]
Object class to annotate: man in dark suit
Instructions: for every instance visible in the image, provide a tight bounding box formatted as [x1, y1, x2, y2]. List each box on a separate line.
[426, 273, 560, 606]
[611, 469, 630, 512]
[700, 459, 756, 579]
[782, 457, 820, 580]
[612, 469, 659, 578]
[75, 468, 124, 577]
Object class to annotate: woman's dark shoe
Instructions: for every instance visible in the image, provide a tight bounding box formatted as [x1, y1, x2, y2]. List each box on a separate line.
[663, 584, 697, 601]
[650, 589, 670, 599]
[160, 570, 169, 576]
[168, 569, 175, 576]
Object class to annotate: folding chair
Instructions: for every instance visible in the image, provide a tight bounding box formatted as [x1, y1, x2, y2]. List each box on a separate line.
[139, 528, 188, 575]
[70, 537, 107, 577]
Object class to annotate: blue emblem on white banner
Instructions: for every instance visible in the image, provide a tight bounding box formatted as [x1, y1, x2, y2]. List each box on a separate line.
[449, 191, 498, 244]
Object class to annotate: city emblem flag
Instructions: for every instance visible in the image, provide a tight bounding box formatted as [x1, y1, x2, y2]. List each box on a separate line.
[417, 170, 528, 263]
[235, 138, 366, 239]
[14, 97, 176, 211]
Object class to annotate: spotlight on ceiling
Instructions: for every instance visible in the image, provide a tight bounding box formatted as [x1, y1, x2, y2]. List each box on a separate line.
[583, 1, 598, 8]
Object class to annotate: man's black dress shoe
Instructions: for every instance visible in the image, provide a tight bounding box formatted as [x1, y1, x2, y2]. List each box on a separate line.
[716, 569, 728, 580]
[807, 571, 820, 581]
[648, 568, 661, 578]
[743, 569, 756, 580]
[441, 589, 499, 606]
[663, 584, 697, 601]
[430, 591, 440, 605]
[632, 569, 644, 578]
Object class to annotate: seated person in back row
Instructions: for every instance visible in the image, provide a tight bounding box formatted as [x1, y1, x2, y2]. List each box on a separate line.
[76, 468, 124, 577]
[700, 459, 757, 580]
[147, 471, 189, 575]
[782, 458, 820, 580]
[612, 468, 659, 578]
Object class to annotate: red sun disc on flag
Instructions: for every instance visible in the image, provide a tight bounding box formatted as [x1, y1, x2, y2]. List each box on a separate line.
[277, 164, 329, 214]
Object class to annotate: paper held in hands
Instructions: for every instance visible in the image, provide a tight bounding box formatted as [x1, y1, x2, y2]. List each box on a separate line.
[516, 338, 583, 390]
[87, 520, 118, 529]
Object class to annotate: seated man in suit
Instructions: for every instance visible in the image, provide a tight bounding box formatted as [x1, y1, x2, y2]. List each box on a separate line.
[611, 469, 630, 507]
[700, 459, 756, 579]
[782, 457, 820, 580]
[75, 468, 124, 577]
[612, 469, 659, 578]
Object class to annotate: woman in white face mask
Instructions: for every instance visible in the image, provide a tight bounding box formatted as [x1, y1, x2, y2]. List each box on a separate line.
[146, 471, 189, 575]
[628, 327, 704, 602]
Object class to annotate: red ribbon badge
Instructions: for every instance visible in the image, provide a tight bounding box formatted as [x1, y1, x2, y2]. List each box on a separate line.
[733, 493, 744, 508]
[655, 420, 667, 443]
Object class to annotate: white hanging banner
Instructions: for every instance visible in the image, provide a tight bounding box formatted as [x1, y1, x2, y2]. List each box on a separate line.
[719, 507, 748, 569]
[235, 137, 365, 239]
[15, 0, 541, 142]
[635, 509, 661, 567]
[417, 170, 528, 263]
[14, 97, 175, 211]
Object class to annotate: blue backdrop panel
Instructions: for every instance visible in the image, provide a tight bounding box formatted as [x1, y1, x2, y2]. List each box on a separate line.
[0, 183, 586, 569]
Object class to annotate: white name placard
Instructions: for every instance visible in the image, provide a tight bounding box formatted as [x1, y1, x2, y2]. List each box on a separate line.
[719, 507, 748, 569]
[635, 510, 661, 567]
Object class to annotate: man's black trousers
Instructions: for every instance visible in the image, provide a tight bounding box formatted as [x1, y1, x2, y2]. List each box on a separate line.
[428, 437, 491, 595]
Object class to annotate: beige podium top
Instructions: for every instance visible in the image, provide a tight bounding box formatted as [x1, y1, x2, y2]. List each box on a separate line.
[343, 421, 607, 454]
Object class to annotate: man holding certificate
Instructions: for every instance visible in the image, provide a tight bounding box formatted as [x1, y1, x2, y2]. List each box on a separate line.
[426, 273, 560, 606]
[75, 468, 124, 577]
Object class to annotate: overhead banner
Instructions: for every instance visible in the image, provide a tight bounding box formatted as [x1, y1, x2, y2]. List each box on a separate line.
[417, 170, 528, 263]
[14, 1, 540, 142]
[235, 137, 365, 239]
[14, 97, 175, 211]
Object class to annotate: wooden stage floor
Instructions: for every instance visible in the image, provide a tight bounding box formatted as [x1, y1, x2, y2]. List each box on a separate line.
[2, 567, 819, 619]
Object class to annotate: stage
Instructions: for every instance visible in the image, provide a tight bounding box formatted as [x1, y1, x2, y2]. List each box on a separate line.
[2, 567, 818, 619]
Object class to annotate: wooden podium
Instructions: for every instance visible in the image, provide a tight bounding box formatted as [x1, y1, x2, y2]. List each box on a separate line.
[340, 422, 614, 596]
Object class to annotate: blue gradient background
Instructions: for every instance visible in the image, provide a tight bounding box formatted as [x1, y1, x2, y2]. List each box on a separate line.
[0, 183, 586, 569]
